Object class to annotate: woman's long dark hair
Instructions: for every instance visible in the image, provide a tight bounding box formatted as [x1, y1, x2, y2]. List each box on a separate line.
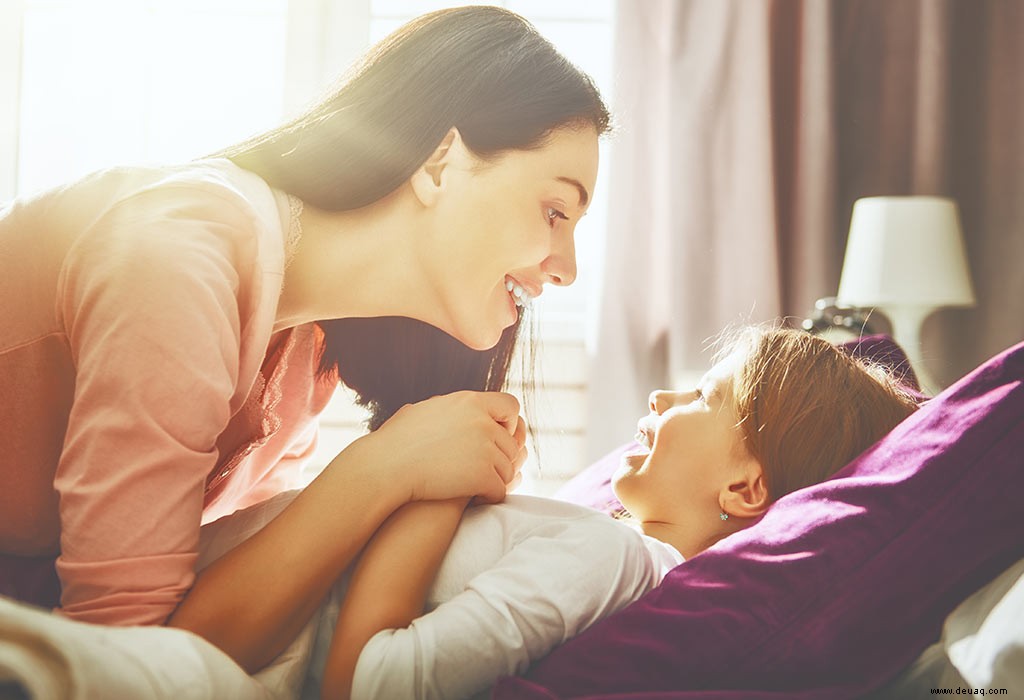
[217, 6, 610, 429]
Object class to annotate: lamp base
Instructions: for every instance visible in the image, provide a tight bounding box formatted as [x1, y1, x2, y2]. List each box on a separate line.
[877, 305, 941, 396]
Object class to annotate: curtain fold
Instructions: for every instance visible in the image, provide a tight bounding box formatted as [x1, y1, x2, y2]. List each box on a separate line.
[586, 0, 1023, 461]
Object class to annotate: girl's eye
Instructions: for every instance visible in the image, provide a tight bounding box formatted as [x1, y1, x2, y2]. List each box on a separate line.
[545, 207, 568, 227]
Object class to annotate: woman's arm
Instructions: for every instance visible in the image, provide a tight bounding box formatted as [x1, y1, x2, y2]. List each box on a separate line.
[169, 393, 524, 673]
[321, 498, 469, 700]
[167, 436, 408, 673]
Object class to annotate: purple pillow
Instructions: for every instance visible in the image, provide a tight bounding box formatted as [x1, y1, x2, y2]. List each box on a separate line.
[496, 339, 1024, 699]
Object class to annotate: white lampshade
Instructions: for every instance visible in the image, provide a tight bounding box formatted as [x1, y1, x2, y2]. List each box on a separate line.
[837, 196, 975, 308]
[836, 196, 975, 395]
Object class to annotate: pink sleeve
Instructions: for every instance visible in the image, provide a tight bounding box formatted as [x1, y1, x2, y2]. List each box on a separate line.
[54, 187, 255, 626]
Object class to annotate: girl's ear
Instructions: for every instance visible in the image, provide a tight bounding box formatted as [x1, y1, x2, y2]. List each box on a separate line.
[410, 127, 464, 207]
[720, 458, 770, 520]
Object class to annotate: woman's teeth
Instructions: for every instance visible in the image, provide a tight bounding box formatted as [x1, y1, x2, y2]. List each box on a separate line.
[506, 279, 533, 309]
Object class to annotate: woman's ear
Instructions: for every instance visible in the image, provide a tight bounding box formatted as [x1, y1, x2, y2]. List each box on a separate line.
[410, 127, 464, 207]
[720, 459, 770, 520]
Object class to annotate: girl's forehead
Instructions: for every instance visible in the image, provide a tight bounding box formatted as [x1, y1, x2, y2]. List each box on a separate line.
[703, 351, 745, 393]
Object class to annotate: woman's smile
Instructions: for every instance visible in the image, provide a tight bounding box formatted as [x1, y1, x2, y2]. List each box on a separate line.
[425, 124, 597, 350]
[505, 274, 538, 310]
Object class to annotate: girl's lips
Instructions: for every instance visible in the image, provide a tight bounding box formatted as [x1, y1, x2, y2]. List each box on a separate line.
[635, 420, 655, 449]
[621, 448, 649, 470]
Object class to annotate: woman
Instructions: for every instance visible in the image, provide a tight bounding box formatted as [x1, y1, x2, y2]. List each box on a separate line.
[307, 326, 920, 699]
[0, 6, 609, 672]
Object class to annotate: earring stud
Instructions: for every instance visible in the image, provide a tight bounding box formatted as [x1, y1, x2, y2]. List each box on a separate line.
[720, 512, 729, 521]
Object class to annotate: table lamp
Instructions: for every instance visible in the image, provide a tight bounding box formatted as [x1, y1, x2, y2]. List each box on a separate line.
[836, 196, 975, 395]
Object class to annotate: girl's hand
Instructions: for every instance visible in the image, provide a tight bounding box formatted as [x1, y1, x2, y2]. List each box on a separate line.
[352, 391, 527, 504]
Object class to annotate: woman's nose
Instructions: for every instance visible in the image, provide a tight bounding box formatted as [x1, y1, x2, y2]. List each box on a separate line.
[540, 231, 577, 286]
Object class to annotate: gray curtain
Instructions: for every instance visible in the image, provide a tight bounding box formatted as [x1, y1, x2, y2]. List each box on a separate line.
[586, 0, 1024, 460]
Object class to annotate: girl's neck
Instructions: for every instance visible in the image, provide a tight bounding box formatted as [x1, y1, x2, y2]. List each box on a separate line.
[637, 518, 739, 561]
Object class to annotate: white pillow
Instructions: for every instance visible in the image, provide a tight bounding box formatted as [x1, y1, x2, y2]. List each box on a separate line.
[944, 555, 1024, 688]
[873, 556, 1024, 697]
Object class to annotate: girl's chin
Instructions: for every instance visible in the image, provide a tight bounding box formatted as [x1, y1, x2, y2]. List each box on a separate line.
[620, 446, 650, 471]
[612, 450, 649, 493]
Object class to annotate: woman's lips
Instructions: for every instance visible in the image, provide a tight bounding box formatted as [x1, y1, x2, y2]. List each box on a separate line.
[504, 275, 540, 308]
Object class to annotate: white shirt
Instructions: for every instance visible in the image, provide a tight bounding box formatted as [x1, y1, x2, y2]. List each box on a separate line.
[310, 495, 682, 700]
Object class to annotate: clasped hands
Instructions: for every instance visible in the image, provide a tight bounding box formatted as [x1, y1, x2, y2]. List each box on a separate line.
[357, 390, 528, 507]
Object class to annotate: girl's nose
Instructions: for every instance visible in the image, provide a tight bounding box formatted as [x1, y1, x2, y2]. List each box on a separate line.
[649, 388, 698, 414]
[649, 389, 671, 414]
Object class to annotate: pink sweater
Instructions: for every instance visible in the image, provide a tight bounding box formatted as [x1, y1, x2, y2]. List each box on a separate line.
[0, 159, 336, 625]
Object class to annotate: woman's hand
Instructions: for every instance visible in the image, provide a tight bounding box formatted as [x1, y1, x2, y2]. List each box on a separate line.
[346, 391, 527, 505]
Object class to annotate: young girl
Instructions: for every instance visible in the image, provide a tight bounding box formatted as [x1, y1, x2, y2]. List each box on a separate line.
[0, 6, 607, 672]
[309, 326, 920, 699]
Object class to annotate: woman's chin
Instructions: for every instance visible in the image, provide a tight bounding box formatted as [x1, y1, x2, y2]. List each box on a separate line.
[437, 311, 505, 352]
[448, 295, 519, 351]
[452, 326, 504, 352]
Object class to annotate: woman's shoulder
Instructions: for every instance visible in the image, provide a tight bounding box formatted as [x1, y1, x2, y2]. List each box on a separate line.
[10, 158, 261, 207]
[130, 158, 273, 208]
[41, 159, 289, 279]
[93, 158, 278, 226]
[4, 160, 277, 258]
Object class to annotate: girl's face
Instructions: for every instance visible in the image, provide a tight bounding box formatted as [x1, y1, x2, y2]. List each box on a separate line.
[612, 351, 752, 523]
[422, 125, 599, 350]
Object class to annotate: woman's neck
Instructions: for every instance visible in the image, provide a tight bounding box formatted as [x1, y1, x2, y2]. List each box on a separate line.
[273, 187, 445, 333]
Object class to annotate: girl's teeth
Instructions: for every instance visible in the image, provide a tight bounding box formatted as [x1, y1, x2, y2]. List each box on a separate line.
[634, 431, 651, 449]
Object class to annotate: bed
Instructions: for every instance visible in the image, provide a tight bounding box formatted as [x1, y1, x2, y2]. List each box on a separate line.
[2, 335, 1022, 699]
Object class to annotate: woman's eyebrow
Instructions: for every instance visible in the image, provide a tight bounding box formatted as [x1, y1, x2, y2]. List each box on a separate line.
[555, 176, 590, 208]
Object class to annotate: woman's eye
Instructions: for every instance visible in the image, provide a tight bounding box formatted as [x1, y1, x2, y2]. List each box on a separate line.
[545, 207, 568, 227]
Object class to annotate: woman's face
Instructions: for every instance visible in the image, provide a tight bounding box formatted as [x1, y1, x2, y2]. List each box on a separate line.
[612, 351, 750, 521]
[424, 125, 600, 350]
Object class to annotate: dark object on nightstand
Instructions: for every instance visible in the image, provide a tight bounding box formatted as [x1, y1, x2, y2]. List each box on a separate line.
[801, 297, 880, 341]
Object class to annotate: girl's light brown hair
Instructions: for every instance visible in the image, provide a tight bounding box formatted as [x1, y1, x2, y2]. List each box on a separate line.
[725, 326, 920, 500]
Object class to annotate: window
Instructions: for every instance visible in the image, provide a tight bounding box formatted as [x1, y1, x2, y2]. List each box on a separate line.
[4, 0, 290, 199]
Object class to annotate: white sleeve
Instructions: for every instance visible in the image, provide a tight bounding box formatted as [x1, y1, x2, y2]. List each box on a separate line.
[350, 519, 663, 700]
